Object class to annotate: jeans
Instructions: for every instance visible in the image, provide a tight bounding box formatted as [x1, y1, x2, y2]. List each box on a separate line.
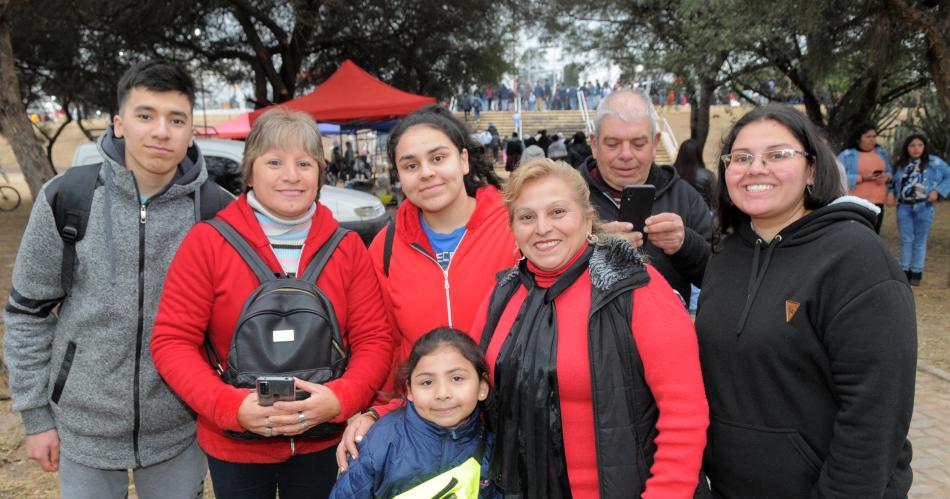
[897, 202, 935, 272]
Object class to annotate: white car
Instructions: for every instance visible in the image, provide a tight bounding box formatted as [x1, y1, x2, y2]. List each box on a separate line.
[72, 139, 389, 244]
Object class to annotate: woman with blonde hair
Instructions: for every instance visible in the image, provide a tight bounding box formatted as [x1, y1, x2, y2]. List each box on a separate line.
[473, 158, 709, 497]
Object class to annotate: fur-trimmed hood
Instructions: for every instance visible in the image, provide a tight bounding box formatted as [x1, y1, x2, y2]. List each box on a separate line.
[588, 234, 647, 291]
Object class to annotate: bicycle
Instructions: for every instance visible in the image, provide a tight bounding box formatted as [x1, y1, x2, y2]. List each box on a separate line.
[0, 168, 23, 212]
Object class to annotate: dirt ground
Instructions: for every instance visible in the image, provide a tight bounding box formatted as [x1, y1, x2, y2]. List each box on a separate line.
[0, 110, 947, 496]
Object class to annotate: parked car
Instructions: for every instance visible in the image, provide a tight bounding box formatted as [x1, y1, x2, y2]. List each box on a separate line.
[72, 139, 389, 244]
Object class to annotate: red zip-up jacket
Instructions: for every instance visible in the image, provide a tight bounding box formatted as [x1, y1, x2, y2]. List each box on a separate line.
[367, 186, 519, 414]
[151, 195, 393, 463]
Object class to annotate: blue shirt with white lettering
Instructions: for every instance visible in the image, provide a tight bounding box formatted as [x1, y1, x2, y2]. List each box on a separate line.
[419, 212, 467, 270]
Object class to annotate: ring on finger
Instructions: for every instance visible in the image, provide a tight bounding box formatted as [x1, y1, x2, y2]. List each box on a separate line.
[297, 411, 305, 424]
[264, 416, 272, 429]
[300, 420, 308, 430]
[265, 427, 273, 437]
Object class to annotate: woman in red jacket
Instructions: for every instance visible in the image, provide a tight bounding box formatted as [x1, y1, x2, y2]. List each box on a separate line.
[151, 108, 392, 499]
[474, 159, 708, 498]
[336, 105, 519, 467]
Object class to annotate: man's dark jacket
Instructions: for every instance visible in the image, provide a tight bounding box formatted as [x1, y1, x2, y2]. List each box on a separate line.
[580, 157, 712, 303]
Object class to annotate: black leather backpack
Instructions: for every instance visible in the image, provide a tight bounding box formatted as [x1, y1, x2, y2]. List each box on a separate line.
[204, 218, 349, 440]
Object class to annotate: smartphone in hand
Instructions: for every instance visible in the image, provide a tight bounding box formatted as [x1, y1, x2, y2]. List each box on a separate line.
[618, 184, 656, 232]
[256, 376, 295, 406]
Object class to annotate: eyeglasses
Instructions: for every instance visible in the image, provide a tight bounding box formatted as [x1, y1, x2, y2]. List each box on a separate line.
[721, 149, 810, 169]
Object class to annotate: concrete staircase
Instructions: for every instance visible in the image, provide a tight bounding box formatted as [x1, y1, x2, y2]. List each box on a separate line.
[455, 110, 672, 164]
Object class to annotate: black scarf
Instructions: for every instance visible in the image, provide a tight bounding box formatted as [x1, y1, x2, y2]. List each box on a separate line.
[489, 247, 593, 498]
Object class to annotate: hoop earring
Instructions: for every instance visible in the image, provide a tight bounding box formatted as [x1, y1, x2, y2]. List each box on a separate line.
[806, 184, 814, 197]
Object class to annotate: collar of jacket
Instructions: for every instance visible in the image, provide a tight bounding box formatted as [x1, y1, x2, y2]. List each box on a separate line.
[217, 193, 342, 274]
[395, 185, 505, 255]
[580, 157, 680, 199]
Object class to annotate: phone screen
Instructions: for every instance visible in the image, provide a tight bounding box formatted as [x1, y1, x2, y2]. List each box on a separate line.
[618, 184, 656, 231]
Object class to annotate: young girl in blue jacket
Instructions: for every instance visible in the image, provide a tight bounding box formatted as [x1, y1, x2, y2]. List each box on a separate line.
[330, 328, 501, 498]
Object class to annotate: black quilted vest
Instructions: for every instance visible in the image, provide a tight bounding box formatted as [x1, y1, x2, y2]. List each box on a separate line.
[480, 239, 657, 497]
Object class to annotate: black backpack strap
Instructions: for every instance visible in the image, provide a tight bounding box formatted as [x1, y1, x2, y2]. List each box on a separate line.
[301, 227, 349, 282]
[382, 218, 396, 277]
[193, 179, 235, 222]
[49, 164, 102, 295]
[205, 219, 277, 282]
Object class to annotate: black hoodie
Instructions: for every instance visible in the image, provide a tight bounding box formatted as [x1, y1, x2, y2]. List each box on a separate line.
[695, 200, 915, 498]
[580, 158, 712, 303]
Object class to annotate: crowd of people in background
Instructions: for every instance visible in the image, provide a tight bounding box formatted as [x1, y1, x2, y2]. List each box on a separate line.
[456, 74, 899, 117]
[458, 79, 623, 114]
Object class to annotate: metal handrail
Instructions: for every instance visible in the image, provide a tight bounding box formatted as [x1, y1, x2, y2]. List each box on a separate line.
[577, 90, 593, 135]
[658, 117, 679, 162]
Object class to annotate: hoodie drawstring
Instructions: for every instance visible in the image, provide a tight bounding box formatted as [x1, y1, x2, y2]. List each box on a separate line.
[734, 235, 781, 336]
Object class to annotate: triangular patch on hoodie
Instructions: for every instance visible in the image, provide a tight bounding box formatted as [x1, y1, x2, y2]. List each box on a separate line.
[785, 300, 800, 322]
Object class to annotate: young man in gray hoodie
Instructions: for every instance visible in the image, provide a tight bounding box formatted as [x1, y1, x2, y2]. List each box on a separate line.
[4, 60, 227, 498]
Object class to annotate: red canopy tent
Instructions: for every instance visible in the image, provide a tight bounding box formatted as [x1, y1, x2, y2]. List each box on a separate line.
[197, 112, 251, 139]
[249, 60, 436, 125]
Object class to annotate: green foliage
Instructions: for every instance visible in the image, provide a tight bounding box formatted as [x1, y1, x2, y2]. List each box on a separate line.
[887, 91, 950, 161]
[9, 0, 513, 112]
[538, 0, 932, 150]
[563, 62, 582, 87]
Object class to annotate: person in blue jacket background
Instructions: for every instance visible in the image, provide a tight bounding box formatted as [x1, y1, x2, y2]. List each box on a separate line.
[330, 328, 501, 499]
[887, 133, 950, 286]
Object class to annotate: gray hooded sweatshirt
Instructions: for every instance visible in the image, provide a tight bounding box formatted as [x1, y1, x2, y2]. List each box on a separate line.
[4, 128, 220, 469]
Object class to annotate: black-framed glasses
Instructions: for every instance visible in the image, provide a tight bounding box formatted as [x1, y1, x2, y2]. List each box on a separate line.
[721, 149, 810, 169]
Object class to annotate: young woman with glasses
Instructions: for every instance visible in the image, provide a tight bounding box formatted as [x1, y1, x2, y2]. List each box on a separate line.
[695, 105, 916, 498]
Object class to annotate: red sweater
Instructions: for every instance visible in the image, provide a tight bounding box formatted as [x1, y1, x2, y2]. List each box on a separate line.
[471, 261, 708, 498]
[151, 195, 393, 463]
[367, 186, 519, 415]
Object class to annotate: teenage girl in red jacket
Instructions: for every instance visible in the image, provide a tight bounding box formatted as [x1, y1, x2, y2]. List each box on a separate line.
[336, 105, 519, 468]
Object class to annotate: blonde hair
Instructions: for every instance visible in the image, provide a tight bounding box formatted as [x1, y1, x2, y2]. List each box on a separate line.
[241, 107, 326, 191]
[502, 158, 600, 230]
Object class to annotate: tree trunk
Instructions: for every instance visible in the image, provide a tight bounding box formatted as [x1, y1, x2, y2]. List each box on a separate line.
[75, 106, 95, 141]
[925, 37, 950, 118]
[0, 0, 56, 199]
[887, 0, 950, 117]
[692, 78, 716, 152]
[45, 102, 72, 166]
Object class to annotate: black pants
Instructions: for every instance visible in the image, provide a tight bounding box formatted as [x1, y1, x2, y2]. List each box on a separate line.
[207, 446, 338, 499]
[873, 203, 885, 234]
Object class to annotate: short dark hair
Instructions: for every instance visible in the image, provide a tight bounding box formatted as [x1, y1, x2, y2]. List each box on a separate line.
[846, 121, 878, 150]
[116, 60, 196, 112]
[715, 104, 843, 240]
[399, 327, 491, 397]
[387, 105, 502, 197]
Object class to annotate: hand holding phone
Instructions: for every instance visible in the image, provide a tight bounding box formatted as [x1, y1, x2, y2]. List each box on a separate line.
[618, 184, 656, 232]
